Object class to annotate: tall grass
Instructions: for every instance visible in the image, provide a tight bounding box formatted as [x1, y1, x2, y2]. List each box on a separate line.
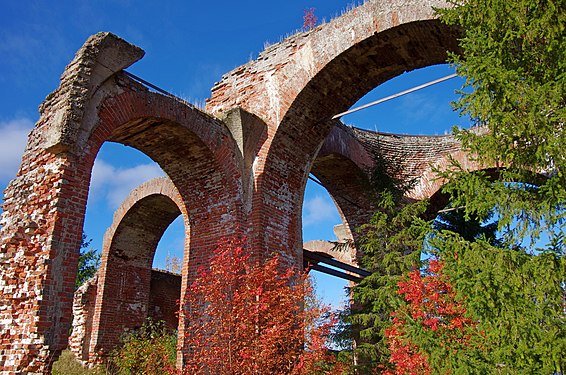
[51, 350, 106, 375]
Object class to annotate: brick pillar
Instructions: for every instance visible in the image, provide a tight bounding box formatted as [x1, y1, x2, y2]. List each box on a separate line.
[68, 275, 98, 365]
[0, 32, 144, 373]
[0, 150, 91, 372]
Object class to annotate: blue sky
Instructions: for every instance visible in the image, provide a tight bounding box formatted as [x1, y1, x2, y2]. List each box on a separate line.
[0, 1, 469, 309]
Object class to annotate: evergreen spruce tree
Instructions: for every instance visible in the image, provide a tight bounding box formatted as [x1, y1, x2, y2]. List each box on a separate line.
[349, 196, 429, 371]
[345, 148, 432, 371]
[437, 0, 565, 235]
[431, 0, 565, 371]
[349, 0, 565, 372]
[432, 207, 499, 244]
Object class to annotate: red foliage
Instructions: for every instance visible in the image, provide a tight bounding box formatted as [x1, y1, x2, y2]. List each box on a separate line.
[178, 243, 343, 374]
[382, 260, 475, 374]
[303, 8, 318, 31]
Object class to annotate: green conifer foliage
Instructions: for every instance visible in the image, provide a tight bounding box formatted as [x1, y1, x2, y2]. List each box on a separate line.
[437, 0, 566, 236]
[76, 234, 101, 289]
[348, 0, 565, 372]
[349, 196, 429, 370]
[433, 2, 566, 368]
[426, 232, 565, 374]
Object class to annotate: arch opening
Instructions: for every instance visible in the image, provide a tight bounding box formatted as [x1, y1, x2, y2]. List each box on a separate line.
[340, 64, 469, 135]
[302, 143, 379, 310]
[79, 95, 242, 364]
[84, 142, 165, 256]
[302, 177, 349, 310]
[257, 17, 462, 273]
[88, 180, 187, 361]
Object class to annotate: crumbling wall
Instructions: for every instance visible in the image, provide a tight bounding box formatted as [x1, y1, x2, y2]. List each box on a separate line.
[68, 276, 98, 365]
[0, 32, 144, 372]
[68, 270, 182, 364]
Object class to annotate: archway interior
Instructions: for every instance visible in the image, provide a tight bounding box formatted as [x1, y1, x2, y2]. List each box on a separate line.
[83, 142, 164, 257]
[151, 215, 185, 330]
[108, 194, 181, 269]
[302, 178, 349, 310]
[302, 64, 472, 310]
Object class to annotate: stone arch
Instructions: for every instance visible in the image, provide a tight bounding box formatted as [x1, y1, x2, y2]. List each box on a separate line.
[207, 0, 461, 268]
[310, 124, 375, 246]
[266, 16, 460, 266]
[88, 177, 186, 361]
[0, 32, 243, 371]
[310, 125, 477, 251]
[80, 69, 244, 368]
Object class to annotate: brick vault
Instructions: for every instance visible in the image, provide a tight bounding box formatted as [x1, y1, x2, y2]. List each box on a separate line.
[0, 0, 485, 372]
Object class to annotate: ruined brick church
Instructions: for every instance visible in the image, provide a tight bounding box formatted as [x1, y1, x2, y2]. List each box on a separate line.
[0, 0, 484, 372]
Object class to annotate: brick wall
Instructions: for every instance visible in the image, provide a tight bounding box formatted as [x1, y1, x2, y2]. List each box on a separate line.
[68, 276, 98, 365]
[69, 270, 182, 366]
[87, 178, 186, 362]
[148, 271, 182, 331]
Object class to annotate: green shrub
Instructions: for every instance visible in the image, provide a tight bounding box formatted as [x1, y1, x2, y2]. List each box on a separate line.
[109, 318, 177, 374]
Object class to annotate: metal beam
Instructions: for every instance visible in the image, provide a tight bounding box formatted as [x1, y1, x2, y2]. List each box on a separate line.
[332, 73, 458, 119]
[303, 249, 371, 277]
[307, 263, 363, 283]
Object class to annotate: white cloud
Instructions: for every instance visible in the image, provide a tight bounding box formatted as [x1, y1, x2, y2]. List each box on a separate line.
[0, 27, 70, 89]
[398, 92, 440, 121]
[302, 195, 340, 227]
[0, 118, 34, 181]
[90, 159, 165, 209]
[395, 91, 462, 134]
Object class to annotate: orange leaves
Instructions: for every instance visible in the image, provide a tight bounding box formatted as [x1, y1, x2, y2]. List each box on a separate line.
[395, 261, 470, 332]
[181, 243, 342, 374]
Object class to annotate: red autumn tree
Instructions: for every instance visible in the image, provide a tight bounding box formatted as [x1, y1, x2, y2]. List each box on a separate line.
[381, 260, 478, 375]
[303, 8, 317, 31]
[179, 243, 345, 374]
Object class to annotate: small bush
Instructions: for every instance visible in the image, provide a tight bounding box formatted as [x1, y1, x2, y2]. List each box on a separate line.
[51, 350, 105, 375]
[109, 318, 177, 374]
